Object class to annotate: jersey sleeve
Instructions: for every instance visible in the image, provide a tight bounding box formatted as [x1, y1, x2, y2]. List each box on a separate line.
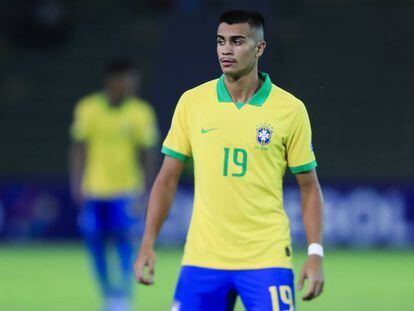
[135, 103, 159, 148]
[70, 99, 92, 142]
[286, 102, 317, 174]
[161, 92, 191, 162]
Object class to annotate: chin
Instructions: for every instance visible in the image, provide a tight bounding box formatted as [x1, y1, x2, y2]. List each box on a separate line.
[221, 66, 238, 76]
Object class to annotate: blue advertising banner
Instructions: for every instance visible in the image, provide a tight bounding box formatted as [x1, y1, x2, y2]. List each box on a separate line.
[0, 182, 413, 247]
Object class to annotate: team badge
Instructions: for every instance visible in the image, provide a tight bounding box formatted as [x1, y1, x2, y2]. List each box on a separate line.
[256, 123, 274, 145]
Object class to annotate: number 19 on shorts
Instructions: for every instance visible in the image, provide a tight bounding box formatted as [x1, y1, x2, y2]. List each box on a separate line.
[223, 147, 247, 177]
[269, 285, 294, 311]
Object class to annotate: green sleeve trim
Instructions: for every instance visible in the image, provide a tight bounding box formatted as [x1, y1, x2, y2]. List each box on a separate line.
[161, 146, 189, 163]
[289, 160, 317, 174]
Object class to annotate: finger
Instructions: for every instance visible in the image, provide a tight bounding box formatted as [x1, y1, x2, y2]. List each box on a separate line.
[314, 280, 324, 298]
[134, 259, 152, 285]
[147, 258, 156, 282]
[133, 260, 144, 282]
[139, 257, 156, 285]
[139, 276, 153, 285]
[138, 265, 153, 285]
[302, 289, 315, 300]
[296, 269, 306, 291]
[302, 278, 317, 301]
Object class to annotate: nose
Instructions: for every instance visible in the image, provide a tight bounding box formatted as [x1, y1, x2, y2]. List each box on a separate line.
[220, 43, 233, 55]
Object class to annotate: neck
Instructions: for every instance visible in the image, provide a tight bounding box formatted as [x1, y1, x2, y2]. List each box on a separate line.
[223, 66, 262, 103]
[106, 92, 125, 107]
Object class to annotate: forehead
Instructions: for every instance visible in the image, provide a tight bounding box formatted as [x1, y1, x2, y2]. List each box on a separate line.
[217, 22, 253, 38]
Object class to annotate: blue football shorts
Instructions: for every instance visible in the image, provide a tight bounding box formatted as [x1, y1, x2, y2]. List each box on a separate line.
[172, 265, 295, 311]
[78, 196, 136, 236]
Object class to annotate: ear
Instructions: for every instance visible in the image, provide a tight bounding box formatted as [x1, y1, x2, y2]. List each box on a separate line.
[256, 40, 266, 58]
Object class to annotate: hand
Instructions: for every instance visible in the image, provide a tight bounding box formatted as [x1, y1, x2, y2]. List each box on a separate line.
[297, 255, 324, 301]
[133, 242, 156, 285]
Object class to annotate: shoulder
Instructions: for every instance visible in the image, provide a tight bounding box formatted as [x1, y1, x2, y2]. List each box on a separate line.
[270, 84, 305, 108]
[77, 92, 104, 105]
[268, 84, 309, 118]
[127, 96, 152, 108]
[178, 79, 218, 107]
[125, 97, 157, 127]
[186, 79, 218, 94]
[126, 96, 156, 115]
[74, 92, 103, 115]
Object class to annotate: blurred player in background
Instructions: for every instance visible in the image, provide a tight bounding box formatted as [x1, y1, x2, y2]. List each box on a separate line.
[134, 10, 324, 310]
[70, 60, 158, 311]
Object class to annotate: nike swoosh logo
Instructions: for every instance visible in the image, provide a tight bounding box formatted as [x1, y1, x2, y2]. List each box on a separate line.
[201, 127, 218, 134]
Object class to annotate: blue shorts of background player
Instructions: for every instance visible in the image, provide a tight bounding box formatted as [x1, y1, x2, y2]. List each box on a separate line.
[172, 266, 295, 311]
[79, 196, 140, 311]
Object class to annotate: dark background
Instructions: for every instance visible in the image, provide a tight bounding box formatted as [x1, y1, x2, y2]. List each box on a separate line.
[1, 0, 412, 182]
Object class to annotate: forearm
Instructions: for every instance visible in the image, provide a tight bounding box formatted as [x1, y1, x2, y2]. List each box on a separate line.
[69, 143, 85, 192]
[141, 172, 179, 246]
[296, 171, 325, 299]
[300, 183, 324, 245]
[142, 147, 159, 191]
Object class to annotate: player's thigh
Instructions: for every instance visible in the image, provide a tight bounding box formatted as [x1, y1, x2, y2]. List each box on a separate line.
[108, 196, 136, 233]
[173, 266, 237, 311]
[78, 199, 102, 237]
[234, 267, 295, 311]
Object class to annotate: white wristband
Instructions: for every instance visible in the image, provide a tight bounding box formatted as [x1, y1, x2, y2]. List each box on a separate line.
[308, 243, 324, 257]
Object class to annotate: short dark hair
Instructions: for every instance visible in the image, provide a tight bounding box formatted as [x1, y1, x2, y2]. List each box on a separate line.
[104, 59, 134, 76]
[219, 10, 265, 31]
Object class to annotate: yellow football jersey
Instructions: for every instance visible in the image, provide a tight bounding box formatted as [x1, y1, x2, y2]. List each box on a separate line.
[71, 92, 158, 198]
[162, 73, 316, 269]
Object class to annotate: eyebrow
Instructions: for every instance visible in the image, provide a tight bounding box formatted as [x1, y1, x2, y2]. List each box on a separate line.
[217, 35, 247, 40]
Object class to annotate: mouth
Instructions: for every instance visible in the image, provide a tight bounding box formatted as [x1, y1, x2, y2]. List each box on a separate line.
[220, 58, 236, 67]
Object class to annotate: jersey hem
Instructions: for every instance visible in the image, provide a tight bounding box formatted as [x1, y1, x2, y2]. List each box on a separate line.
[82, 188, 141, 199]
[289, 160, 317, 174]
[161, 146, 190, 162]
[181, 260, 293, 270]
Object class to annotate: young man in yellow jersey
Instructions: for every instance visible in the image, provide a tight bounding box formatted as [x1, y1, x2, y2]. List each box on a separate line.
[134, 10, 324, 310]
[70, 60, 158, 311]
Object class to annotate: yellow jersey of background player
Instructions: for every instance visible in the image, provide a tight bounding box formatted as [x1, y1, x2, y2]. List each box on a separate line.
[70, 60, 158, 311]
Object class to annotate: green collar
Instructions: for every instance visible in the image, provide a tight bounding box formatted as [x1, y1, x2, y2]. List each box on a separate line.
[216, 72, 272, 108]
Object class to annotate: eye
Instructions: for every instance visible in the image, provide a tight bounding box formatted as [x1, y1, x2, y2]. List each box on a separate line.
[217, 38, 224, 45]
[234, 40, 243, 46]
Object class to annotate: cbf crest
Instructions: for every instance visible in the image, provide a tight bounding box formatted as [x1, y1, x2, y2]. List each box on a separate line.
[256, 123, 274, 146]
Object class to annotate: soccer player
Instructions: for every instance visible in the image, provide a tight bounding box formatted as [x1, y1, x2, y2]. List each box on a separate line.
[70, 60, 159, 311]
[134, 10, 324, 310]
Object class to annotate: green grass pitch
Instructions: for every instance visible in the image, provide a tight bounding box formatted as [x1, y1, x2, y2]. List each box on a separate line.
[0, 244, 413, 310]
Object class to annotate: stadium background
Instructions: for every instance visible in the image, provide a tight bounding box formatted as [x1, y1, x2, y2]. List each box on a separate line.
[0, 0, 413, 310]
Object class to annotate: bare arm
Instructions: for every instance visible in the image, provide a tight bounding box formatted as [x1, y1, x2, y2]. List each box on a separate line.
[134, 155, 185, 285]
[140, 147, 159, 192]
[295, 169, 325, 300]
[297, 169, 323, 245]
[69, 142, 86, 205]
